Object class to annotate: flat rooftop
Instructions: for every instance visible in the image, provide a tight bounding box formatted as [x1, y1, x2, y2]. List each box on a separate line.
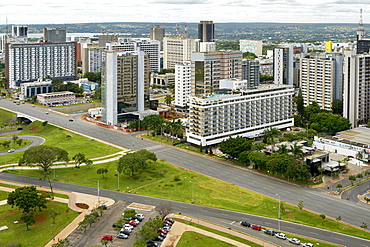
[327, 127, 370, 148]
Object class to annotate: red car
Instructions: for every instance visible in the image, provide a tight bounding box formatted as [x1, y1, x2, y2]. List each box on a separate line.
[129, 221, 138, 227]
[101, 235, 113, 241]
[251, 224, 262, 231]
[157, 228, 168, 234]
[163, 220, 173, 226]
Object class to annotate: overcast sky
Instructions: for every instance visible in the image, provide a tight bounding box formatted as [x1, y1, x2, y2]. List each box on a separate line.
[1, 0, 369, 24]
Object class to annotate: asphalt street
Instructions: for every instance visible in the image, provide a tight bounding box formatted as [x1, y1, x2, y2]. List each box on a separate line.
[1, 101, 370, 246]
[0, 135, 45, 156]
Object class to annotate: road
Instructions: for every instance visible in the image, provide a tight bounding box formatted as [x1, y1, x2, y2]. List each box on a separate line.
[1, 101, 370, 246]
[0, 135, 45, 156]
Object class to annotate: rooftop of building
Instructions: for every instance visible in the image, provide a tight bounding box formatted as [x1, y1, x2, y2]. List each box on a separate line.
[38, 91, 75, 96]
[326, 127, 370, 148]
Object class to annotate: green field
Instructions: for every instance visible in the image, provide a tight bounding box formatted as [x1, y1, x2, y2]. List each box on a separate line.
[0, 108, 16, 126]
[0, 139, 31, 153]
[1, 121, 122, 165]
[177, 231, 236, 247]
[0, 195, 79, 247]
[8, 160, 370, 240]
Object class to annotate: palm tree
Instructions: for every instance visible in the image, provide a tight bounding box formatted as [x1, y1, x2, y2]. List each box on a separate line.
[164, 95, 173, 106]
[264, 127, 281, 152]
[291, 144, 304, 159]
[278, 144, 288, 154]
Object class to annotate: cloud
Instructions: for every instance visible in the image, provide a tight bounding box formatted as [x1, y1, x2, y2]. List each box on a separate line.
[149, 0, 209, 4]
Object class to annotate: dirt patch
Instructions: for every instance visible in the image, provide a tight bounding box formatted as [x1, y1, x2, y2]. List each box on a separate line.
[35, 214, 48, 223]
[127, 202, 155, 211]
[75, 203, 89, 209]
[29, 127, 39, 131]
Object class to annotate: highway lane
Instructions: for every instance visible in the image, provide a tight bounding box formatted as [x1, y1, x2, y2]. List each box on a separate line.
[0, 172, 368, 247]
[1, 101, 370, 243]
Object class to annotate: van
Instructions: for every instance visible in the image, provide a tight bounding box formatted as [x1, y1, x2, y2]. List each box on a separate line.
[264, 229, 275, 236]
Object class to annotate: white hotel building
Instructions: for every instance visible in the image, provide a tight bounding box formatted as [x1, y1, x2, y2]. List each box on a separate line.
[174, 61, 191, 109]
[186, 84, 294, 146]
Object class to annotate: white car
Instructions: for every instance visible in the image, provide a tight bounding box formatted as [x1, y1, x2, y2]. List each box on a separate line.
[124, 224, 134, 231]
[136, 213, 145, 221]
[302, 243, 314, 247]
[276, 233, 286, 240]
[8, 149, 15, 153]
[288, 238, 301, 245]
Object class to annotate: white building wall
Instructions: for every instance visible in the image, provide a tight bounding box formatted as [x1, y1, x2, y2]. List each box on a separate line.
[175, 62, 191, 107]
[239, 40, 263, 56]
[163, 37, 199, 69]
[104, 52, 118, 126]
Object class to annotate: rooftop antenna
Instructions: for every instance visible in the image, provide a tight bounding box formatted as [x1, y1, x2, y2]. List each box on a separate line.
[358, 9, 365, 40]
[5, 11, 8, 36]
[184, 24, 188, 37]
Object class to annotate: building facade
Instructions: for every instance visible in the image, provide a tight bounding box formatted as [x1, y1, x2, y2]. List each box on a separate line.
[151, 73, 175, 86]
[36, 91, 75, 106]
[5, 42, 77, 88]
[191, 50, 242, 95]
[241, 59, 260, 88]
[239, 40, 263, 56]
[198, 21, 214, 42]
[163, 37, 199, 69]
[343, 50, 370, 127]
[300, 52, 343, 110]
[43, 27, 67, 43]
[20, 79, 52, 99]
[175, 62, 191, 109]
[186, 84, 294, 146]
[273, 45, 294, 86]
[150, 25, 165, 51]
[102, 51, 150, 126]
[81, 43, 105, 74]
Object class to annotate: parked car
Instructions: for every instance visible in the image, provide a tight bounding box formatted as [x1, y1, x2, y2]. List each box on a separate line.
[147, 240, 160, 247]
[8, 149, 15, 153]
[240, 221, 251, 227]
[119, 228, 131, 235]
[157, 228, 168, 234]
[163, 220, 173, 226]
[164, 218, 175, 224]
[129, 221, 138, 227]
[69, 119, 73, 122]
[112, 222, 123, 228]
[263, 229, 275, 236]
[302, 243, 314, 247]
[251, 224, 262, 231]
[288, 238, 301, 245]
[275, 233, 287, 240]
[124, 224, 134, 231]
[155, 235, 164, 241]
[159, 232, 167, 238]
[136, 213, 145, 221]
[117, 233, 128, 239]
[101, 235, 113, 241]
[162, 225, 171, 231]
[45, 112, 49, 114]
[347, 155, 354, 158]
[98, 205, 107, 210]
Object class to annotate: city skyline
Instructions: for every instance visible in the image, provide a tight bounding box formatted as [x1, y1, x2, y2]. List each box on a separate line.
[0, 1, 368, 25]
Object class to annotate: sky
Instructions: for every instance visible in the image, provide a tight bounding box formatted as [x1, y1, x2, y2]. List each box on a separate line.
[0, 0, 369, 24]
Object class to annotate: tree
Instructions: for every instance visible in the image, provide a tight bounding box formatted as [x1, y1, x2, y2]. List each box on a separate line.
[123, 209, 137, 219]
[16, 139, 23, 146]
[164, 95, 173, 106]
[155, 202, 173, 219]
[361, 222, 368, 232]
[12, 134, 19, 143]
[238, 151, 251, 166]
[298, 200, 304, 211]
[101, 239, 109, 246]
[296, 89, 305, 117]
[50, 208, 60, 224]
[356, 151, 363, 161]
[51, 79, 64, 92]
[135, 216, 164, 242]
[117, 152, 148, 177]
[19, 145, 69, 193]
[72, 152, 87, 167]
[320, 214, 326, 225]
[349, 175, 356, 185]
[42, 121, 48, 127]
[263, 127, 281, 152]
[136, 149, 157, 162]
[318, 167, 325, 176]
[7, 186, 49, 213]
[141, 114, 165, 130]
[85, 159, 93, 167]
[52, 238, 70, 247]
[364, 197, 370, 204]
[278, 144, 288, 154]
[93, 87, 101, 99]
[336, 215, 342, 222]
[357, 173, 363, 179]
[331, 99, 343, 115]
[20, 211, 35, 230]
[97, 168, 108, 178]
[336, 183, 343, 190]
[291, 144, 304, 159]
[219, 136, 252, 159]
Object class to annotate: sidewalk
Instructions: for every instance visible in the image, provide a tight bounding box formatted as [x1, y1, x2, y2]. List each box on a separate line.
[162, 214, 275, 247]
[0, 180, 115, 247]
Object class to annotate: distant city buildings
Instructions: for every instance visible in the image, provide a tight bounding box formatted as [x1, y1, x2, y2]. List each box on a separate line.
[239, 40, 263, 56]
[43, 27, 67, 43]
[150, 25, 165, 51]
[186, 84, 294, 146]
[102, 50, 150, 126]
[5, 42, 77, 88]
[191, 50, 242, 95]
[98, 34, 118, 47]
[163, 37, 199, 69]
[0, 25, 28, 54]
[198, 21, 214, 42]
[356, 9, 370, 54]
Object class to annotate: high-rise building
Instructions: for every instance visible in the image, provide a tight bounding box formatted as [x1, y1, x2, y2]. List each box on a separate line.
[191, 50, 242, 95]
[343, 50, 370, 127]
[186, 84, 294, 146]
[102, 51, 150, 126]
[174, 61, 191, 110]
[107, 39, 160, 72]
[5, 42, 77, 88]
[43, 27, 67, 43]
[273, 45, 294, 86]
[150, 25, 165, 51]
[300, 52, 343, 111]
[12, 25, 28, 37]
[98, 34, 118, 47]
[239, 40, 263, 56]
[163, 37, 199, 69]
[357, 9, 370, 54]
[198, 21, 214, 42]
[241, 59, 260, 88]
[81, 43, 105, 74]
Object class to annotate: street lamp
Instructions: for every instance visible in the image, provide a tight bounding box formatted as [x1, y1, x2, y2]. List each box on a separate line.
[190, 180, 194, 203]
[276, 194, 281, 231]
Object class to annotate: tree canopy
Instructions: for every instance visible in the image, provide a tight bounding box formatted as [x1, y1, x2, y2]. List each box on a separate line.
[117, 152, 148, 177]
[7, 186, 50, 213]
[219, 136, 252, 159]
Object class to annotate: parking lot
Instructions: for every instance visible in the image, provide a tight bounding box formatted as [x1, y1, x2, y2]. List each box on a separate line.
[68, 200, 158, 247]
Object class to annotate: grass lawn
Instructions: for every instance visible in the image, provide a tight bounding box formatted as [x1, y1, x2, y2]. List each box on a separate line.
[0, 199, 79, 246]
[0, 108, 16, 126]
[177, 231, 236, 247]
[0, 190, 8, 200]
[0, 139, 31, 153]
[1, 121, 122, 165]
[8, 160, 370, 240]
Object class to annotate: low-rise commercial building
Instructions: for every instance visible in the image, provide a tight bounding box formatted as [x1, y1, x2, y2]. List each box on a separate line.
[36, 91, 75, 106]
